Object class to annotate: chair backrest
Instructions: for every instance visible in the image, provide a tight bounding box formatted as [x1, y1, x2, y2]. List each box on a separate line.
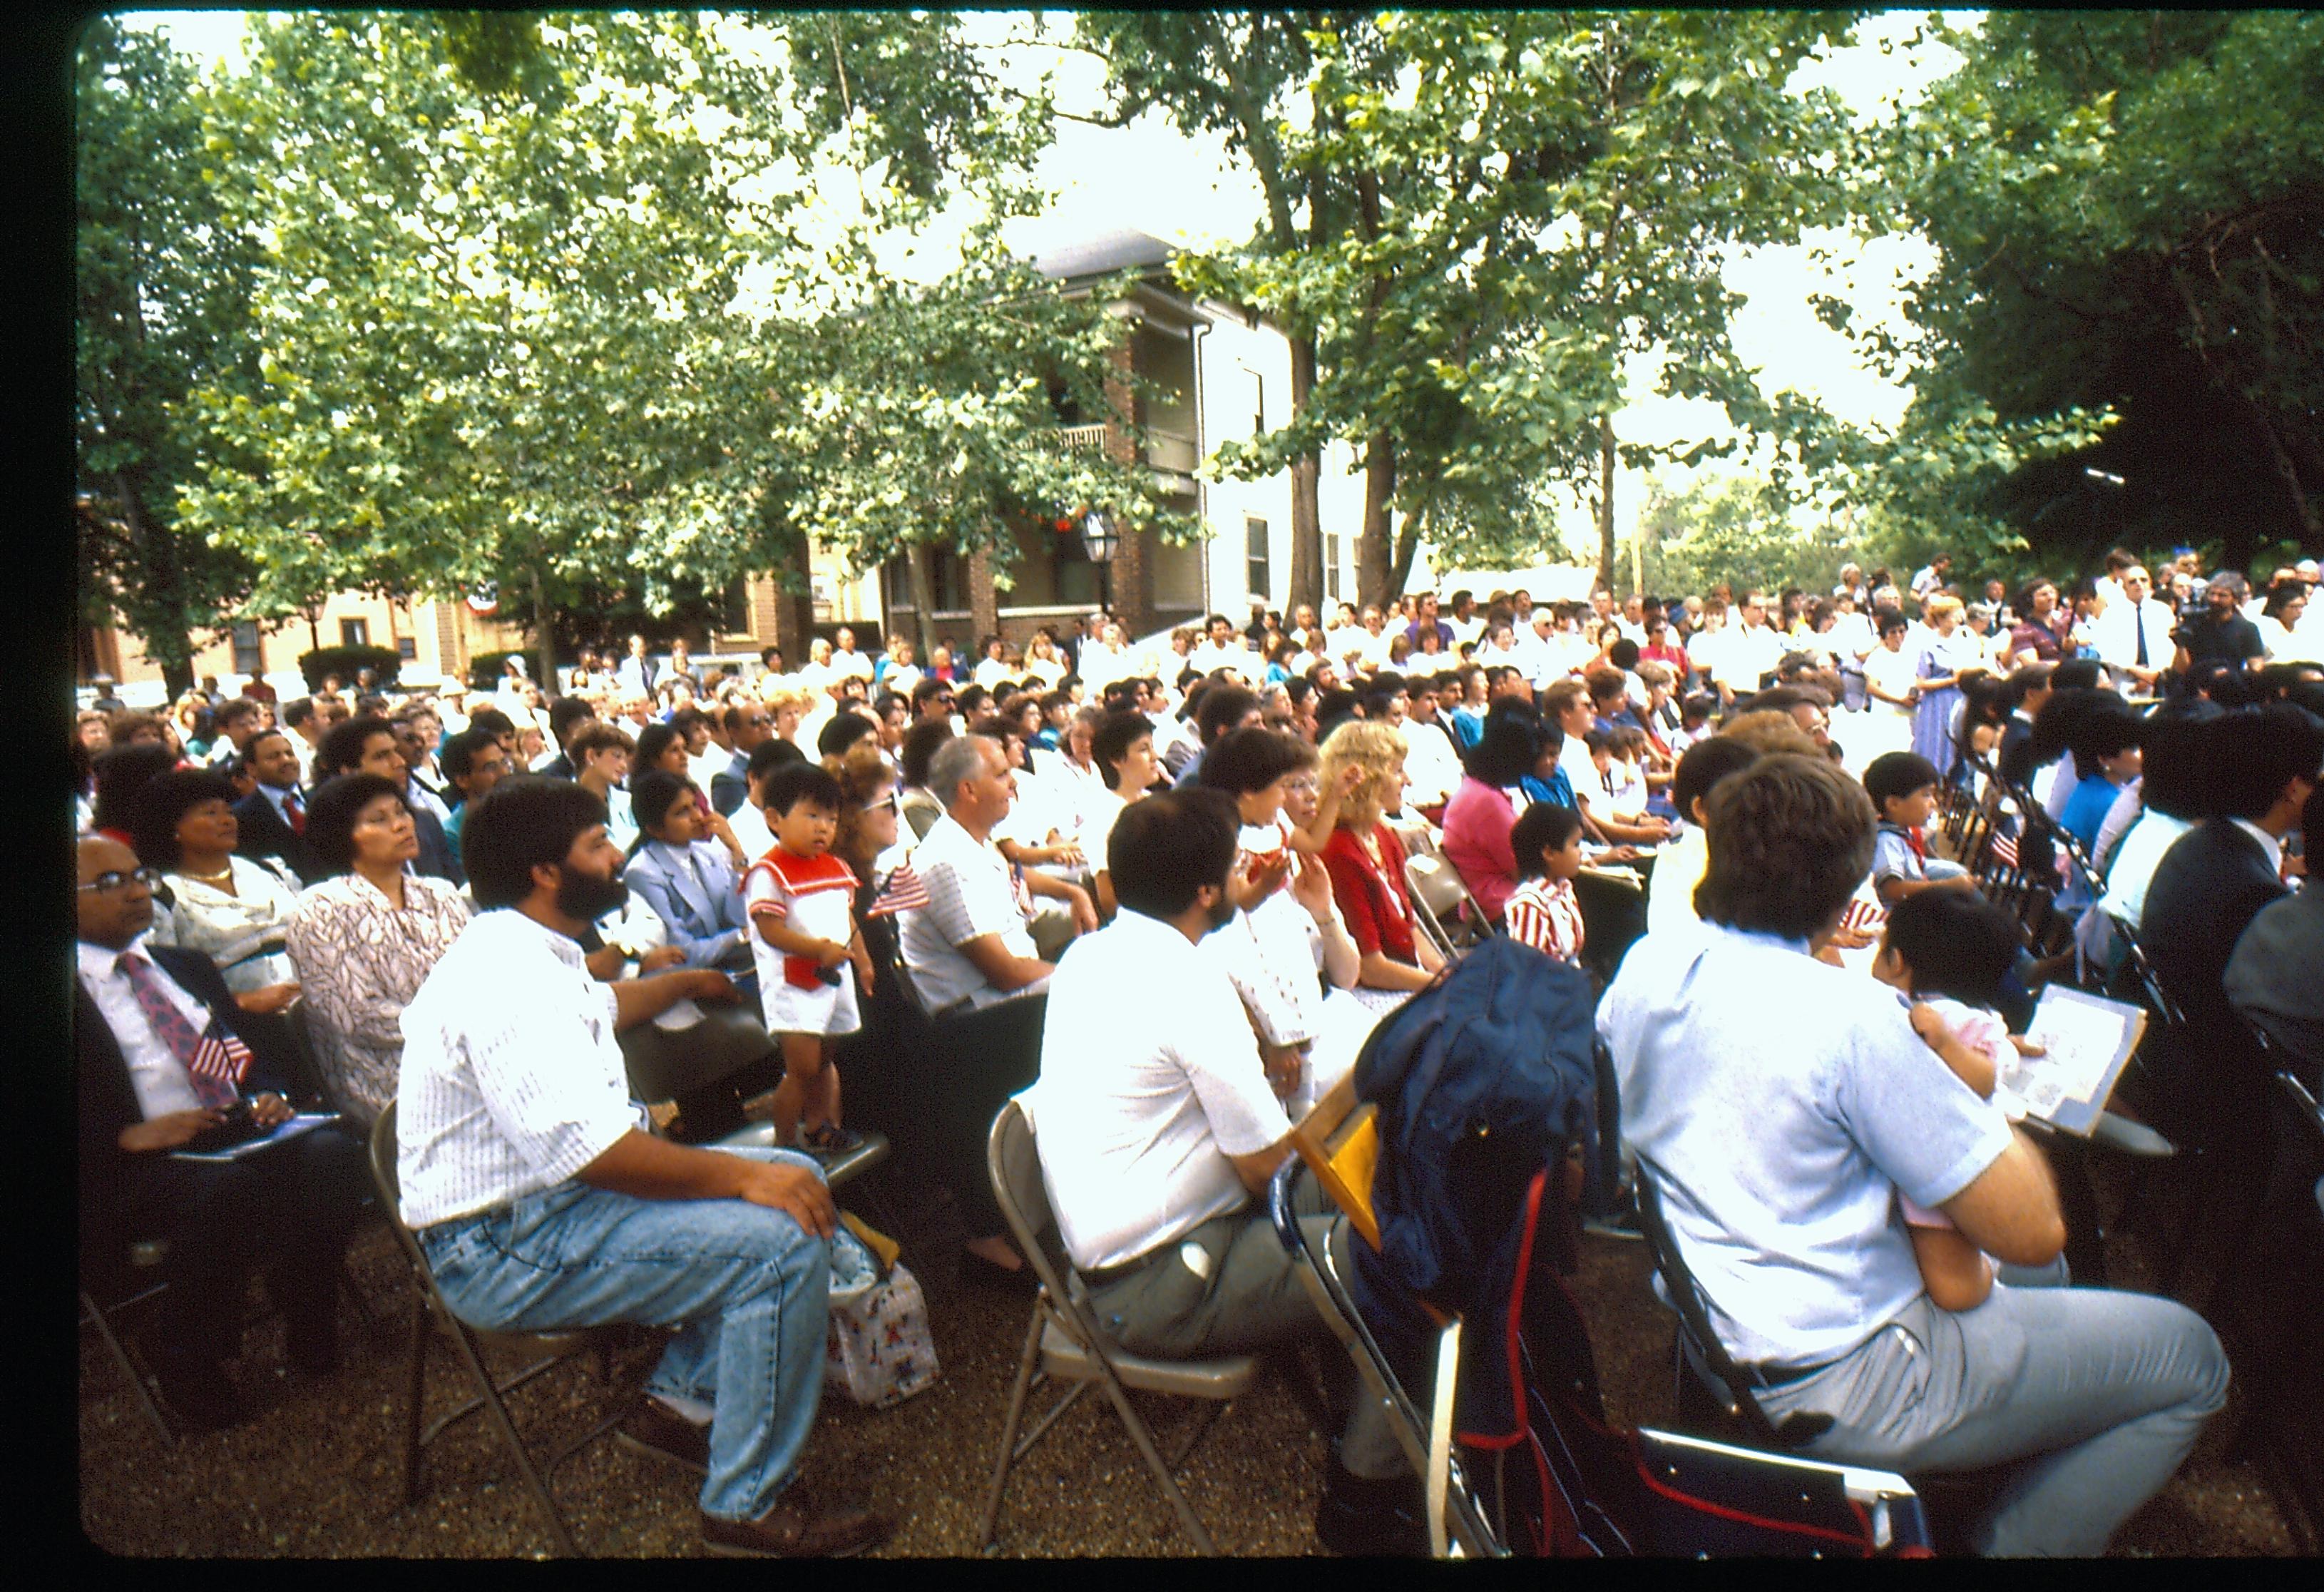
[1404, 857, 1465, 966]
[369, 1098, 401, 1207]
[1287, 1072, 1383, 1252]
[985, 1100, 1080, 1317]
[1630, 1160, 1829, 1451]
[367, 1100, 452, 1294]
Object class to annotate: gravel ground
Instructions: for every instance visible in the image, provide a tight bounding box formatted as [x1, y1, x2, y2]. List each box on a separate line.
[81, 1154, 2303, 1558]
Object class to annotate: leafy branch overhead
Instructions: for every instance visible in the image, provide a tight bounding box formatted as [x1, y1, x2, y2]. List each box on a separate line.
[161, 10, 1169, 675]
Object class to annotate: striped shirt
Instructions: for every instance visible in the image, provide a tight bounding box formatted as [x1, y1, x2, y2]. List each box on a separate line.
[1503, 877, 1585, 966]
[394, 909, 642, 1230]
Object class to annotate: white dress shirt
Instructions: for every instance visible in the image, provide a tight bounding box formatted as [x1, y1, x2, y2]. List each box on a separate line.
[1028, 909, 1291, 1272]
[76, 935, 213, 1118]
[2089, 596, 2179, 678]
[395, 909, 642, 1229]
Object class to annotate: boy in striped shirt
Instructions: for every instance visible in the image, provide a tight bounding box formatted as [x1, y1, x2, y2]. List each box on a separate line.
[1503, 801, 1588, 967]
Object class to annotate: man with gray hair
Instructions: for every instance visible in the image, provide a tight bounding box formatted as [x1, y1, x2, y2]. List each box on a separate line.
[2169, 568, 2265, 682]
[896, 733, 1097, 1284]
[899, 734, 1094, 1017]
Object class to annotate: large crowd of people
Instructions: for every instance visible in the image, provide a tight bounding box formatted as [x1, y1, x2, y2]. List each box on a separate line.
[75, 546, 2323, 1556]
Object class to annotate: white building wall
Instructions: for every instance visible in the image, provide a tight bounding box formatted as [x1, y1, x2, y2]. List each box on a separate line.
[1189, 304, 1393, 621]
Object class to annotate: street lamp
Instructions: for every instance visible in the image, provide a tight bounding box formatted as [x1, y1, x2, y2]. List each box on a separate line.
[1080, 509, 1118, 616]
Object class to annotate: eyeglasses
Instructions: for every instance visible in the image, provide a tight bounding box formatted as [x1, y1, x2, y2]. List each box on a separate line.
[78, 867, 162, 895]
[861, 793, 899, 815]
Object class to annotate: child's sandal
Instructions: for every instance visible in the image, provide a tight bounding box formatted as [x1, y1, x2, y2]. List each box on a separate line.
[799, 1121, 865, 1158]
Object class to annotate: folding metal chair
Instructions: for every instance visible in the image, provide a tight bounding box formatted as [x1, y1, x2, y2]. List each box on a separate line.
[978, 1098, 1263, 1554]
[368, 1102, 640, 1558]
[1278, 1079, 1928, 1557]
[1269, 1073, 1501, 1557]
[1403, 852, 1490, 961]
[78, 1238, 176, 1444]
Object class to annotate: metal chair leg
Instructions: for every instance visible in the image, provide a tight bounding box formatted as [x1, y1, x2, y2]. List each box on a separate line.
[401, 1295, 431, 1506]
[978, 1303, 1048, 1550]
[1090, 1361, 1218, 1553]
[81, 1288, 175, 1446]
[441, 1317, 582, 1558]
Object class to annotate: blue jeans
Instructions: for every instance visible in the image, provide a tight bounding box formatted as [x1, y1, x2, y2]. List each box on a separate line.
[416, 1147, 829, 1522]
[1752, 1284, 2228, 1556]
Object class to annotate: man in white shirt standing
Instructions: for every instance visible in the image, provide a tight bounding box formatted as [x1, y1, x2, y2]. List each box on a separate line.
[394, 775, 893, 1558]
[1028, 790, 1413, 1551]
[1445, 588, 1487, 650]
[826, 626, 876, 691]
[1714, 592, 1786, 706]
[2086, 563, 2177, 697]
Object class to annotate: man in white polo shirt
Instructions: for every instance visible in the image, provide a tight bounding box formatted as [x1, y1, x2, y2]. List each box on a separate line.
[1028, 789, 1413, 1552]
[899, 734, 1095, 1014]
[897, 732, 1095, 1280]
[394, 775, 891, 1558]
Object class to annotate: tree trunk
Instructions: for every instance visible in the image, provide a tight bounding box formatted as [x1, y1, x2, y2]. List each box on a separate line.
[1390, 501, 1427, 601]
[1596, 414, 1619, 594]
[1356, 431, 1397, 608]
[906, 541, 940, 657]
[1284, 331, 1324, 613]
[531, 563, 557, 694]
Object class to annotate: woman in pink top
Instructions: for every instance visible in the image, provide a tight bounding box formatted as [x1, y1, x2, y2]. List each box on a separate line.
[1438, 708, 1544, 923]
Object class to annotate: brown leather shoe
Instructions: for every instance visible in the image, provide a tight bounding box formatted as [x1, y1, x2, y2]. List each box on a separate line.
[700, 1492, 896, 1558]
[615, 1397, 710, 1476]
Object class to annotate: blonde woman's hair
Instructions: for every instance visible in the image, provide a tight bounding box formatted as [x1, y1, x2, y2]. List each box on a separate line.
[759, 685, 815, 717]
[1925, 593, 1965, 623]
[1320, 718, 1407, 828]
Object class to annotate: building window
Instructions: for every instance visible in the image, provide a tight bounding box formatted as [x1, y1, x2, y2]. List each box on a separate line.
[339, 618, 369, 648]
[1245, 516, 1270, 602]
[396, 635, 417, 660]
[230, 621, 262, 675]
[888, 548, 971, 614]
[721, 576, 752, 637]
[1325, 532, 1343, 602]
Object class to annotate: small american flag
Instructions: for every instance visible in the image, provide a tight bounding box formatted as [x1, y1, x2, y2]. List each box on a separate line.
[1989, 829, 2020, 869]
[189, 1020, 253, 1093]
[1839, 898, 1888, 936]
[871, 861, 931, 918]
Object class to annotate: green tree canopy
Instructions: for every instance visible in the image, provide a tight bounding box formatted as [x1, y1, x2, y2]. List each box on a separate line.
[1863, 11, 2324, 577]
[76, 14, 265, 695]
[1169, 9, 1862, 603]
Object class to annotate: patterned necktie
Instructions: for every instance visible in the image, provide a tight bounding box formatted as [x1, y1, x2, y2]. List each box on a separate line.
[116, 951, 250, 1110]
[285, 790, 307, 836]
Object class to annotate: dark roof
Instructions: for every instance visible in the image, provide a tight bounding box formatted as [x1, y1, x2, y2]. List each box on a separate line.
[1032, 229, 1178, 285]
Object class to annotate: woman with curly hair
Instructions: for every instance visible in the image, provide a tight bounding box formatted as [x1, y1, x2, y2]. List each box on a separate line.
[1316, 719, 1443, 1010]
[133, 766, 302, 1011]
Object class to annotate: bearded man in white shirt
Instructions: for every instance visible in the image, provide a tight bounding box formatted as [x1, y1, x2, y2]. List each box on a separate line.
[394, 775, 892, 1557]
[1027, 789, 1415, 1551]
